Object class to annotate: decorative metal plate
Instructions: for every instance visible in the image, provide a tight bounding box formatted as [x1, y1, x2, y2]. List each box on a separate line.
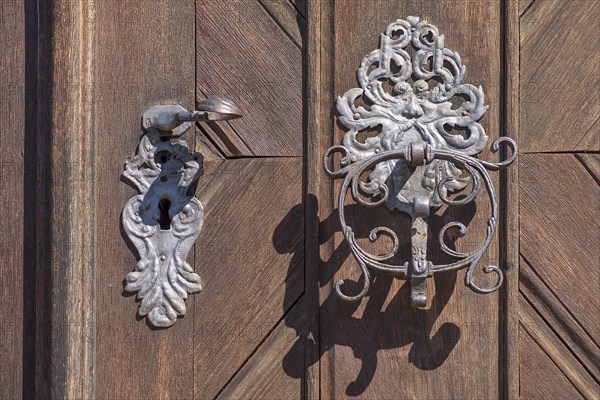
[323, 16, 517, 307]
[122, 102, 241, 327]
[122, 124, 203, 327]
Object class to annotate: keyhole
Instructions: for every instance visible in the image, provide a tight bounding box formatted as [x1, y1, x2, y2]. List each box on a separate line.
[155, 150, 171, 165]
[159, 197, 172, 230]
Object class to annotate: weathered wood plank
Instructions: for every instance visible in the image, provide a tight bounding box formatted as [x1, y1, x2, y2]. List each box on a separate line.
[519, 154, 600, 341]
[36, 0, 98, 398]
[304, 0, 324, 398]
[94, 1, 196, 398]
[520, 0, 600, 152]
[192, 157, 304, 399]
[196, 0, 303, 156]
[502, 0, 521, 398]
[519, 0, 536, 17]
[519, 323, 585, 400]
[216, 294, 306, 400]
[258, 0, 305, 48]
[519, 295, 598, 399]
[519, 153, 600, 398]
[0, 1, 25, 398]
[319, 1, 505, 399]
[520, 257, 600, 382]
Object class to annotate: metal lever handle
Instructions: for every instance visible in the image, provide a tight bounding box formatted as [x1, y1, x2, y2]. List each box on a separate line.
[322, 16, 518, 308]
[143, 98, 242, 136]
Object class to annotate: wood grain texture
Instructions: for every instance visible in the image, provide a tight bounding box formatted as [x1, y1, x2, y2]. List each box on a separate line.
[35, 1, 98, 398]
[519, 323, 585, 400]
[575, 153, 600, 184]
[520, 295, 598, 399]
[518, 0, 536, 18]
[192, 157, 304, 399]
[520, 0, 600, 152]
[196, 0, 304, 157]
[520, 258, 600, 392]
[319, 1, 506, 398]
[216, 294, 306, 400]
[502, 0, 521, 398]
[259, 0, 305, 48]
[0, 1, 25, 398]
[519, 154, 599, 340]
[94, 1, 196, 398]
[519, 153, 600, 399]
[304, 0, 323, 398]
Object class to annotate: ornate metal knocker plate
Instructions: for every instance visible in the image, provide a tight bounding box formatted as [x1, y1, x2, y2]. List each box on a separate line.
[122, 100, 241, 327]
[323, 16, 517, 307]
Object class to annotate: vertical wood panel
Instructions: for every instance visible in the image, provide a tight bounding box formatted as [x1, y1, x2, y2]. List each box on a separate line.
[502, 0, 520, 397]
[0, 1, 25, 398]
[304, 0, 326, 398]
[94, 1, 196, 398]
[37, 0, 98, 397]
[318, 1, 507, 398]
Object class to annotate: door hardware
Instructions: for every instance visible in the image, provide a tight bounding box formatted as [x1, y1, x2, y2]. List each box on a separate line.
[122, 100, 242, 327]
[323, 16, 517, 307]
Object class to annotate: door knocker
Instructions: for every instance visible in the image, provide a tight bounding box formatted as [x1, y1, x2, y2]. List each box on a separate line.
[323, 16, 517, 307]
[122, 100, 242, 327]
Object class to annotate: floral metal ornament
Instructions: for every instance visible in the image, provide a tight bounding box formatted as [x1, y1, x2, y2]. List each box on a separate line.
[122, 102, 241, 327]
[323, 16, 517, 307]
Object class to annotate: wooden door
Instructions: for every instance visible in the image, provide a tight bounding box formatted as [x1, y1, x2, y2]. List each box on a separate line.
[1, 0, 598, 399]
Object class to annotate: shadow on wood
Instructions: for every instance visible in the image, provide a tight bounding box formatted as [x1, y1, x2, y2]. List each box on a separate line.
[274, 195, 478, 395]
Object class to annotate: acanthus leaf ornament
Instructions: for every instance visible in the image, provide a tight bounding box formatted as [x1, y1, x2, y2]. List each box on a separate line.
[122, 102, 241, 327]
[323, 17, 517, 307]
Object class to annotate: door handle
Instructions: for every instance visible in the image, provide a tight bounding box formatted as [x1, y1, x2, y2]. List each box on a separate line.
[323, 16, 517, 307]
[121, 100, 241, 327]
[142, 99, 242, 134]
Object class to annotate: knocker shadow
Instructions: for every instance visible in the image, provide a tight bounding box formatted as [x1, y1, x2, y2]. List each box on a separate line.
[274, 197, 476, 396]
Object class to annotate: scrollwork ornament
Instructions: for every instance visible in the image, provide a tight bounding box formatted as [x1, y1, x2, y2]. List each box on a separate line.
[324, 16, 517, 307]
[122, 126, 204, 327]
